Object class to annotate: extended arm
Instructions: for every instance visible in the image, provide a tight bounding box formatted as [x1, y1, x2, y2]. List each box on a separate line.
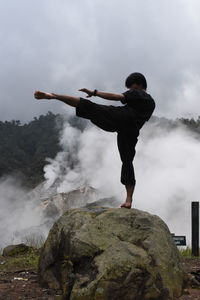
[79, 88, 125, 101]
[34, 88, 125, 107]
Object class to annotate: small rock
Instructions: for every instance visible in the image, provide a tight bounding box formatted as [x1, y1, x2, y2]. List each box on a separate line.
[3, 244, 31, 257]
[183, 288, 190, 295]
[14, 277, 28, 281]
[187, 273, 200, 287]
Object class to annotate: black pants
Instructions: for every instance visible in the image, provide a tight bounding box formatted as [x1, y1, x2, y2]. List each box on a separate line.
[76, 98, 139, 186]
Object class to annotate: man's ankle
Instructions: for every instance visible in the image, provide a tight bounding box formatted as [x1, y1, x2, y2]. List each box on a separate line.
[126, 197, 132, 204]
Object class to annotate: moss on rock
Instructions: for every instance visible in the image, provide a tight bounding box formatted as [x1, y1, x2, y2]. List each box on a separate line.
[38, 207, 184, 300]
[3, 244, 32, 257]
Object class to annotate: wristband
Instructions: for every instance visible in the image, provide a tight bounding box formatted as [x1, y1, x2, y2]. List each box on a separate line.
[51, 93, 57, 99]
[93, 89, 98, 96]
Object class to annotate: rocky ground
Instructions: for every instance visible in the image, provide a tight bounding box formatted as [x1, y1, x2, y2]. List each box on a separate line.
[0, 254, 200, 299]
[0, 270, 62, 300]
[176, 257, 200, 300]
[0, 248, 62, 300]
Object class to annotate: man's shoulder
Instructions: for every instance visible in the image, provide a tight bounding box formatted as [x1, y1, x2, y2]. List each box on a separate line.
[123, 89, 154, 100]
[123, 89, 137, 96]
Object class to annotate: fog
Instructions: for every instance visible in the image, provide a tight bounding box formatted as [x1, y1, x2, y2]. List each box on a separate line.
[0, 176, 44, 249]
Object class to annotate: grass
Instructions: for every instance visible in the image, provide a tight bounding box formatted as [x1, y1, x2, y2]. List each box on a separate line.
[0, 234, 45, 273]
[179, 246, 200, 258]
[22, 234, 45, 249]
[0, 248, 40, 272]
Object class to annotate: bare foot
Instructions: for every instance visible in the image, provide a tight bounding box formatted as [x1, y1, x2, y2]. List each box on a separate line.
[34, 91, 54, 100]
[120, 202, 132, 209]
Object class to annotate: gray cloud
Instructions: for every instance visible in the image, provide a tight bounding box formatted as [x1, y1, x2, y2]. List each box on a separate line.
[1, 0, 200, 121]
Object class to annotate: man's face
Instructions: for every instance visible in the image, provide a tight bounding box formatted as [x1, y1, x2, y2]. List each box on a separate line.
[130, 83, 143, 90]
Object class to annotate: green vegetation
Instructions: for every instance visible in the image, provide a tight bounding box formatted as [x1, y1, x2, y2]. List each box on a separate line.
[179, 247, 200, 258]
[0, 248, 40, 272]
[179, 117, 200, 134]
[179, 247, 192, 257]
[0, 111, 62, 186]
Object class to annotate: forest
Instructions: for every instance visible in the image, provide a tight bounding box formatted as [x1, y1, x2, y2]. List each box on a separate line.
[0, 112, 200, 187]
[0, 112, 63, 186]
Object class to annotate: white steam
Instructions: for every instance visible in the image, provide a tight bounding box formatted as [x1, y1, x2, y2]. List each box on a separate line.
[44, 115, 200, 245]
[135, 121, 200, 243]
[0, 113, 200, 249]
[44, 123, 121, 197]
[0, 177, 45, 250]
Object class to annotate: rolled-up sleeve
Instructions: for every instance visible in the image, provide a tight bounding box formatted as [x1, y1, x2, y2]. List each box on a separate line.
[121, 91, 128, 104]
[121, 90, 137, 105]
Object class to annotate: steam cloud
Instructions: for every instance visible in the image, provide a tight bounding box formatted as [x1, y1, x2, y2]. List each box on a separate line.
[44, 114, 200, 245]
[0, 176, 45, 250]
[0, 113, 200, 249]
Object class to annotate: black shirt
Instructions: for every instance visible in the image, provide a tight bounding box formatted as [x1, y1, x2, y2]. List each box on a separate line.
[122, 89, 155, 129]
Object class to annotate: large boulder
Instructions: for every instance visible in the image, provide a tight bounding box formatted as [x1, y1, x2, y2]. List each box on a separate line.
[38, 207, 184, 300]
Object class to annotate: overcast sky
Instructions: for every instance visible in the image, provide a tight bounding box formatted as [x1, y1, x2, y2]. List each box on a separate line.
[1, 0, 200, 122]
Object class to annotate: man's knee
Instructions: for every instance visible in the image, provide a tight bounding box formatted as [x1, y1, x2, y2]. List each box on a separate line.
[121, 162, 136, 185]
[121, 177, 136, 186]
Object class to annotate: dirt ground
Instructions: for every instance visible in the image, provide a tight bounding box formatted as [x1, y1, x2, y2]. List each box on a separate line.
[0, 270, 63, 300]
[0, 251, 62, 300]
[0, 256, 200, 300]
[175, 257, 200, 300]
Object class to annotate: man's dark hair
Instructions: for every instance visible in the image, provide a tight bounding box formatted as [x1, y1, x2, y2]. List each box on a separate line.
[125, 72, 147, 90]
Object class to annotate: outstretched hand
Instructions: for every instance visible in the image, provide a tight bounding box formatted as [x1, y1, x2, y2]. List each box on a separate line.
[34, 91, 54, 100]
[79, 88, 94, 98]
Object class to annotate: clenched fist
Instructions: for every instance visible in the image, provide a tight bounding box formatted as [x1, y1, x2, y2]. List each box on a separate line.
[34, 91, 55, 100]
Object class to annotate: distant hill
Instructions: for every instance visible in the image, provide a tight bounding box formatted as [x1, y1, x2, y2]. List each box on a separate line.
[0, 112, 63, 186]
[0, 112, 199, 186]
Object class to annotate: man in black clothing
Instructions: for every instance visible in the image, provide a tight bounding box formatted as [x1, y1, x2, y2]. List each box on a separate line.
[34, 72, 155, 209]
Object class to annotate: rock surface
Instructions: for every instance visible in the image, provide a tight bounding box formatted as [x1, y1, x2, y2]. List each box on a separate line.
[39, 187, 99, 220]
[7, 186, 101, 249]
[38, 207, 184, 300]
